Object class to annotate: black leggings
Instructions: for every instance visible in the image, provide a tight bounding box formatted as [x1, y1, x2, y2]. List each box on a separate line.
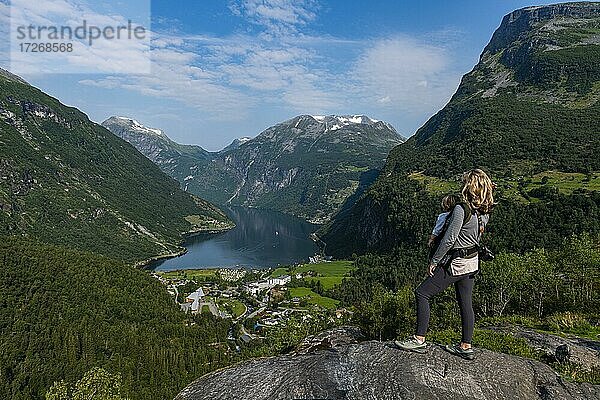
[415, 266, 475, 344]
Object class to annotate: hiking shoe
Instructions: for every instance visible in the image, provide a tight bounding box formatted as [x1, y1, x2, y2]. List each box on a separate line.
[445, 343, 475, 360]
[395, 336, 427, 353]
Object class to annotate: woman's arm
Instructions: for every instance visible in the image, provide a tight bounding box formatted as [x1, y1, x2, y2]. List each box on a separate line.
[430, 205, 464, 265]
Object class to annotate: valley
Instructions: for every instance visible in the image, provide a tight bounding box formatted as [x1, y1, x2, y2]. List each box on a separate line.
[1, 2, 600, 400]
[150, 206, 319, 270]
[153, 260, 354, 344]
[103, 114, 404, 224]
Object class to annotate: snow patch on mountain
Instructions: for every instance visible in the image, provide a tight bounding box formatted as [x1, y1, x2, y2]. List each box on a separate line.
[308, 114, 382, 126]
[111, 116, 166, 138]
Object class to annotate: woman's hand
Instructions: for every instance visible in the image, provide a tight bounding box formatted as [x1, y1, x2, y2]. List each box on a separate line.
[428, 263, 437, 277]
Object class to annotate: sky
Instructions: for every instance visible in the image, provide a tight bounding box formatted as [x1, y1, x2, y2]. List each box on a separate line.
[0, 0, 572, 151]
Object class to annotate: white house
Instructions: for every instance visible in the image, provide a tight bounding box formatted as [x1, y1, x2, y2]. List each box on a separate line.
[185, 287, 206, 313]
[268, 275, 291, 286]
[246, 281, 272, 295]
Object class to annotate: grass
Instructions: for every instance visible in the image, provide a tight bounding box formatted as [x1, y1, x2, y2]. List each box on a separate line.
[213, 297, 246, 318]
[408, 171, 459, 195]
[341, 165, 370, 172]
[271, 260, 354, 289]
[270, 267, 289, 278]
[304, 276, 344, 289]
[479, 313, 600, 341]
[526, 171, 600, 194]
[297, 260, 354, 276]
[473, 314, 600, 384]
[288, 287, 340, 309]
[271, 260, 353, 277]
[185, 214, 234, 230]
[429, 328, 542, 360]
[408, 170, 600, 202]
[225, 299, 246, 318]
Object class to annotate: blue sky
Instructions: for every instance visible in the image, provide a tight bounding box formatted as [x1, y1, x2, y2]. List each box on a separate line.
[1, 0, 570, 150]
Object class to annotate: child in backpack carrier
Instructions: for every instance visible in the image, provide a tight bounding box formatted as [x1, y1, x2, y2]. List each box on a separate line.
[428, 194, 462, 260]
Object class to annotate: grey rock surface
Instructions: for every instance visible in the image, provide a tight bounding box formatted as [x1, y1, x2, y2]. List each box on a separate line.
[486, 326, 600, 371]
[176, 327, 600, 400]
[485, 2, 600, 54]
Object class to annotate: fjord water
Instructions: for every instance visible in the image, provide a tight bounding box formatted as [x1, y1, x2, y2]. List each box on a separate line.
[151, 207, 319, 270]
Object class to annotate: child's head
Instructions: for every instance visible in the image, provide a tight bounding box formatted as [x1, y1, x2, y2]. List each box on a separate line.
[441, 194, 461, 212]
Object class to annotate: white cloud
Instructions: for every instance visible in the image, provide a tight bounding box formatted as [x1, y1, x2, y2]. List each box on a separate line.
[8, 0, 151, 74]
[350, 36, 460, 116]
[76, 28, 462, 125]
[229, 0, 318, 35]
[9, 0, 464, 134]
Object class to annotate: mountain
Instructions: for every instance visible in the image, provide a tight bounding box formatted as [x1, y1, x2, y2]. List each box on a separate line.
[176, 327, 600, 400]
[320, 2, 600, 256]
[219, 136, 252, 153]
[103, 114, 404, 223]
[0, 70, 232, 262]
[101, 116, 211, 179]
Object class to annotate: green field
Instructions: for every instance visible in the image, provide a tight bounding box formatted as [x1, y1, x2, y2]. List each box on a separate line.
[230, 300, 246, 317]
[303, 276, 344, 289]
[271, 260, 354, 289]
[217, 299, 246, 318]
[288, 287, 340, 309]
[408, 171, 460, 195]
[271, 260, 353, 277]
[527, 171, 600, 193]
[271, 267, 290, 277]
[339, 165, 370, 172]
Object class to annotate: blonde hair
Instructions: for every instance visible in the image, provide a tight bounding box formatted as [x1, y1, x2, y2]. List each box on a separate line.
[461, 169, 494, 214]
[441, 194, 461, 212]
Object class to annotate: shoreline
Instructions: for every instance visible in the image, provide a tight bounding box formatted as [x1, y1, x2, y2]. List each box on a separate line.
[154, 265, 267, 275]
[134, 224, 234, 270]
[183, 224, 234, 239]
[134, 247, 188, 270]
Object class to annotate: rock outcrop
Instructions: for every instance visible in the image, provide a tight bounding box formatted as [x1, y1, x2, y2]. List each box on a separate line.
[486, 326, 600, 371]
[485, 2, 600, 54]
[176, 327, 600, 400]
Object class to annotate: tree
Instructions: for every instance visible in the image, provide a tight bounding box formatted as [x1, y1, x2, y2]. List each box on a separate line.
[475, 253, 527, 316]
[354, 284, 414, 341]
[46, 368, 128, 400]
[524, 249, 555, 318]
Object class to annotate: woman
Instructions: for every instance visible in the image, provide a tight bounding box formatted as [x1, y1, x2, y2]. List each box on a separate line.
[396, 169, 495, 360]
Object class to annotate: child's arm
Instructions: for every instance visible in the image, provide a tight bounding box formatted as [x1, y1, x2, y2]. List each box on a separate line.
[428, 234, 437, 247]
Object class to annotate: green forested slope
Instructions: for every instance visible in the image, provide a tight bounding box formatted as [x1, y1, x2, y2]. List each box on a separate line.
[0, 238, 234, 400]
[320, 3, 600, 256]
[0, 72, 231, 261]
[0, 70, 237, 399]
